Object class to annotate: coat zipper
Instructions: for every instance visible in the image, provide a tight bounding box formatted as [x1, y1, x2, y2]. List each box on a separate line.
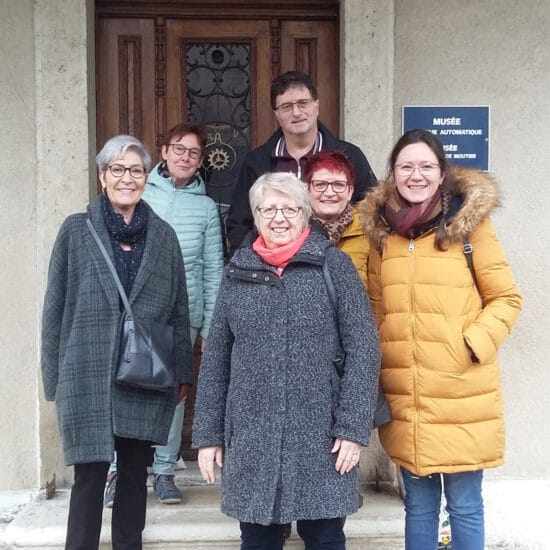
[408, 238, 420, 471]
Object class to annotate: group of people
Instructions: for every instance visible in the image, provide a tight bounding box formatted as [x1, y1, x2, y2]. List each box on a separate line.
[41, 71, 522, 550]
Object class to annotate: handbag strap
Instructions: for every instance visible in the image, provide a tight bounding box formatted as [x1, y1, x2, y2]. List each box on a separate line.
[322, 258, 346, 377]
[322, 258, 340, 338]
[86, 217, 133, 318]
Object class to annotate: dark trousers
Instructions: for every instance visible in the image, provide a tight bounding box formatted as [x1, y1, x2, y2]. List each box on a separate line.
[65, 437, 151, 550]
[240, 517, 346, 550]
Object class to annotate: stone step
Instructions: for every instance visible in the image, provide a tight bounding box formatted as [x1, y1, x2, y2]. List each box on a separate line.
[1, 463, 405, 549]
[2, 468, 548, 549]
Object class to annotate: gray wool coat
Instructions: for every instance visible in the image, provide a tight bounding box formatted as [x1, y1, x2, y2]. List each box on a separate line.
[41, 196, 193, 466]
[192, 230, 381, 525]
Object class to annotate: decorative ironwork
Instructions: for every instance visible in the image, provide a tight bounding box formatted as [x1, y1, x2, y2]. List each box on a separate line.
[186, 43, 251, 216]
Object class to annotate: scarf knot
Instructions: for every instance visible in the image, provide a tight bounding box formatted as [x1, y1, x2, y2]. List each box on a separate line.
[252, 227, 311, 275]
[384, 188, 442, 238]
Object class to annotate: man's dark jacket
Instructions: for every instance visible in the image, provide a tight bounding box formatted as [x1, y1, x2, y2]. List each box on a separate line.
[225, 122, 377, 256]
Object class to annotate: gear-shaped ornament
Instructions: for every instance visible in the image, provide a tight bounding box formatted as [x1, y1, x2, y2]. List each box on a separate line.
[207, 148, 231, 171]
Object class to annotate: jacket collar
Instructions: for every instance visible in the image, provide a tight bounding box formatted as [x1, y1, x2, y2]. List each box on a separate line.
[147, 162, 206, 196]
[86, 196, 170, 305]
[229, 228, 332, 272]
[357, 167, 500, 248]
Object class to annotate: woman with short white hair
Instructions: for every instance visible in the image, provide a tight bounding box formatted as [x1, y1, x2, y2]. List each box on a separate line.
[41, 135, 193, 550]
[193, 171, 381, 549]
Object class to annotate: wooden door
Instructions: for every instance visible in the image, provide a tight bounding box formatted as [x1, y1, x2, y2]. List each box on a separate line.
[280, 20, 340, 136]
[164, 19, 273, 212]
[95, 1, 340, 458]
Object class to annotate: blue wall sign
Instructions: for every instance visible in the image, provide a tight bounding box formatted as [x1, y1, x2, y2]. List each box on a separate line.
[402, 106, 490, 170]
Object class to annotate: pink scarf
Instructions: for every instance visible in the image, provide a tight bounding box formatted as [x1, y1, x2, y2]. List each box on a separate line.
[252, 227, 311, 276]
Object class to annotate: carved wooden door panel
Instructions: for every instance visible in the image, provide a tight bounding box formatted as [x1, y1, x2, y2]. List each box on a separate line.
[96, 17, 157, 167]
[280, 20, 339, 136]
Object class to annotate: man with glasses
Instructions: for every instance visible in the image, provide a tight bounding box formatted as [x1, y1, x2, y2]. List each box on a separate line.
[225, 71, 377, 256]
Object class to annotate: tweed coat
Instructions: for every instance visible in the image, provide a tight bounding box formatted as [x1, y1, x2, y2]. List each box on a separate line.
[143, 164, 223, 338]
[358, 168, 522, 476]
[41, 196, 193, 466]
[192, 230, 381, 525]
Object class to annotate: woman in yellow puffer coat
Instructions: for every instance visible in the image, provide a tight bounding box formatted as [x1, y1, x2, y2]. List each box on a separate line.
[358, 129, 522, 550]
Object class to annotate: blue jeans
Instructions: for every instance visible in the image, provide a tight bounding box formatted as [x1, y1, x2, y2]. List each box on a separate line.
[153, 326, 198, 475]
[401, 468, 484, 550]
[240, 517, 346, 550]
[110, 327, 198, 476]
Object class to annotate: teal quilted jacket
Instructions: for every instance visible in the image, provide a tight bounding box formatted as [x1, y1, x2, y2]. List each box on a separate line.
[143, 164, 223, 338]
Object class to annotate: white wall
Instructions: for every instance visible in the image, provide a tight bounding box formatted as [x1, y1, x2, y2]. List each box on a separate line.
[341, 0, 395, 178]
[35, 0, 95, 488]
[393, 0, 550, 479]
[343, 0, 549, 480]
[0, 0, 40, 490]
[0, 0, 94, 489]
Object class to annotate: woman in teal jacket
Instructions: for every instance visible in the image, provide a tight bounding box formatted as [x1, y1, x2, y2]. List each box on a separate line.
[105, 123, 224, 506]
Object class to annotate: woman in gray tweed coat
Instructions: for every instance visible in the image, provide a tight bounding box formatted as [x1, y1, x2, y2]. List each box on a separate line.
[192, 172, 380, 549]
[41, 135, 193, 550]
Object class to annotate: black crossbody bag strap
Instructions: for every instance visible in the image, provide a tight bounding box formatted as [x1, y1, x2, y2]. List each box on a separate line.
[86, 218, 133, 319]
[322, 259, 345, 377]
[463, 235, 479, 290]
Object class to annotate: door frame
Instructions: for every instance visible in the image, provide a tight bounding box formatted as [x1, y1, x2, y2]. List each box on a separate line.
[95, 0, 339, 20]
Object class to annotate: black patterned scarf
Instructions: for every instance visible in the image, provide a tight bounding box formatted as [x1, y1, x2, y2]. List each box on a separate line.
[101, 194, 148, 296]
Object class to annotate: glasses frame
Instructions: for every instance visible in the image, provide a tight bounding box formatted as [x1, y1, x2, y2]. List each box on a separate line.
[168, 143, 203, 160]
[274, 98, 316, 113]
[108, 164, 146, 179]
[256, 206, 303, 219]
[309, 180, 350, 194]
[394, 163, 441, 177]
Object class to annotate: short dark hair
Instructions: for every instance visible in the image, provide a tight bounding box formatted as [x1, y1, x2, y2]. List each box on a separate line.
[162, 123, 207, 151]
[270, 71, 318, 109]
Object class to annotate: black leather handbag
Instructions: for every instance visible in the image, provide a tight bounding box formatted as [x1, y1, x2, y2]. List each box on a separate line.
[86, 218, 176, 392]
[322, 259, 392, 428]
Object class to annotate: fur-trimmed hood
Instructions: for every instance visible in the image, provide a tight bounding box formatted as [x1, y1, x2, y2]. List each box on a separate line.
[357, 167, 500, 249]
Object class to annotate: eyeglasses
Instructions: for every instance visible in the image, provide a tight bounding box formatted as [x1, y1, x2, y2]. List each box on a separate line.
[309, 180, 349, 193]
[395, 163, 440, 177]
[108, 164, 145, 178]
[256, 206, 302, 219]
[169, 143, 203, 159]
[274, 98, 316, 113]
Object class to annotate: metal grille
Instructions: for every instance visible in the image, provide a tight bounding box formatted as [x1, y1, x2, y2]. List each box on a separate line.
[186, 43, 251, 215]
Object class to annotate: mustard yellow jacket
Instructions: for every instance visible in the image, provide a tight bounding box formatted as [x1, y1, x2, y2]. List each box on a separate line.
[338, 209, 369, 290]
[357, 168, 522, 476]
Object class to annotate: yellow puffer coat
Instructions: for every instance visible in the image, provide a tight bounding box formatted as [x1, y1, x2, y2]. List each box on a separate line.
[338, 209, 369, 290]
[357, 168, 522, 476]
